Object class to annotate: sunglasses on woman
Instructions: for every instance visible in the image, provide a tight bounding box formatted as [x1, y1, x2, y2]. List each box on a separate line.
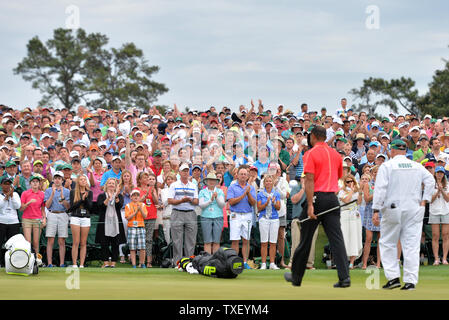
[346, 180, 354, 184]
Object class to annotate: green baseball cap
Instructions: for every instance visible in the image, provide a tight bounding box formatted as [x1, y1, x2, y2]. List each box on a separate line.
[29, 175, 42, 182]
[62, 163, 73, 170]
[153, 149, 162, 157]
[175, 117, 183, 122]
[337, 137, 348, 143]
[5, 160, 17, 168]
[391, 139, 407, 150]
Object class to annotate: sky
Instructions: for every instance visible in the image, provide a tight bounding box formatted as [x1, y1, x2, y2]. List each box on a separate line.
[1, 0, 449, 115]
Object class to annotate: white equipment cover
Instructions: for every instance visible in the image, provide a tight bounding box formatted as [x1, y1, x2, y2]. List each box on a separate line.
[4, 234, 36, 276]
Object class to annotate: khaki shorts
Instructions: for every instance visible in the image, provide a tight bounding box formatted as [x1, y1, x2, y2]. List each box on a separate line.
[22, 218, 43, 229]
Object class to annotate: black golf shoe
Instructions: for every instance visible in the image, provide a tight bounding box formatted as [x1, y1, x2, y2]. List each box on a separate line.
[400, 283, 416, 291]
[284, 272, 301, 287]
[382, 278, 401, 289]
[333, 277, 351, 288]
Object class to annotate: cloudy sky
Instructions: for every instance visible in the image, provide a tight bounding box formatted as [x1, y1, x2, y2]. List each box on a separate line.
[1, 0, 449, 115]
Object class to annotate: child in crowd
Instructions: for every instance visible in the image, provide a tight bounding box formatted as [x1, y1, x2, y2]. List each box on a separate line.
[125, 189, 147, 268]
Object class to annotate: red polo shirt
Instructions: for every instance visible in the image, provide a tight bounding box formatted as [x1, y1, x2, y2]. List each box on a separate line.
[149, 163, 162, 176]
[303, 141, 342, 192]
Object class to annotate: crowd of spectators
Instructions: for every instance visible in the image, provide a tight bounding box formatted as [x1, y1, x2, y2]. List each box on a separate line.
[0, 98, 448, 269]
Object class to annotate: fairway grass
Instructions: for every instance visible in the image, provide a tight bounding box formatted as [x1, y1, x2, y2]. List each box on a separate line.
[0, 266, 448, 300]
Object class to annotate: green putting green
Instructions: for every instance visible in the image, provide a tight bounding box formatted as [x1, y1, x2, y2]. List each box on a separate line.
[0, 266, 447, 300]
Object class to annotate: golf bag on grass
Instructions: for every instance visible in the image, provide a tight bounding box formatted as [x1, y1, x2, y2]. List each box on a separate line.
[4, 234, 40, 276]
[179, 247, 244, 278]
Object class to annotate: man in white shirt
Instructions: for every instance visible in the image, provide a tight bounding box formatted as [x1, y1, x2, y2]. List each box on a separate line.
[326, 118, 342, 145]
[372, 139, 434, 290]
[168, 163, 199, 266]
[0, 177, 21, 267]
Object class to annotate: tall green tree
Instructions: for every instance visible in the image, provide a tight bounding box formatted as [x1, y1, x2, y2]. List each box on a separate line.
[349, 77, 420, 116]
[418, 57, 449, 117]
[82, 42, 168, 111]
[14, 28, 167, 110]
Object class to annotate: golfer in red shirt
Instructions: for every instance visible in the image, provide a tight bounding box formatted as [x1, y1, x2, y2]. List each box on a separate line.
[285, 126, 350, 288]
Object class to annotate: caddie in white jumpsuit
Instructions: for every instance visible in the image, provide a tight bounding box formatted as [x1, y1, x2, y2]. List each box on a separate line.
[372, 139, 434, 290]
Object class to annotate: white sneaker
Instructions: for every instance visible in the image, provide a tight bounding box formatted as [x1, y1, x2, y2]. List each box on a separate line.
[270, 263, 280, 270]
[79, 265, 84, 268]
[260, 263, 267, 270]
[71, 265, 78, 268]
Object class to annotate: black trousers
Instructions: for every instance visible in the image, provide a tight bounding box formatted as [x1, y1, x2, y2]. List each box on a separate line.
[101, 236, 120, 262]
[0, 223, 21, 266]
[291, 192, 349, 285]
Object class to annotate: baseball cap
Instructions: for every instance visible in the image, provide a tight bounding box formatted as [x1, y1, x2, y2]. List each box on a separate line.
[29, 175, 42, 182]
[40, 133, 51, 140]
[130, 189, 141, 196]
[398, 122, 409, 129]
[355, 133, 365, 141]
[409, 126, 420, 133]
[153, 149, 162, 157]
[33, 160, 43, 166]
[4, 137, 15, 144]
[70, 126, 80, 132]
[5, 160, 16, 168]
[369, 141, 380, 148]
[371, 122, 380, 128]
[391, 139, 407, 150]
[179, 163, 190, 171]
[0, 176, 13, 184]
[70, 151, 80, 158]
[435, 166, 445, 173]
[192, 164, 202, 171]
[62, 163, 73, 171]
[376, 154, 386, 159]
[108, 127, 117, 133]
[53, 171, 64, 178]
[112, 155, 121, 162]
[419, 135, 429, 141]
[424, 161, 435, 168]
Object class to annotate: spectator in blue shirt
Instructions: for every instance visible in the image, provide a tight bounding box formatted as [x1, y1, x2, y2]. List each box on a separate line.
[253, 146, 270, 179]
[257, 174, 281, 270]
[100, 156, 122, 187]
[226, 166, 256, 269]
[44, 171, 71, 267]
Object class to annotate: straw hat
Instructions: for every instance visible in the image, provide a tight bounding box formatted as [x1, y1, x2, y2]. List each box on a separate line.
[203, 172, 220, 184]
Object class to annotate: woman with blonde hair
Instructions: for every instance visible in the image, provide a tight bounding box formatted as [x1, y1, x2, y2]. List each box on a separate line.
[117, 169, 135, 263]
[257, 174, 281, 270]
[157, 160, 173, 188]
[68, 175, 93, 268]
[338, 174, 363, 269]
[361, 166, 381, 269]
[96, 178, 126, 268]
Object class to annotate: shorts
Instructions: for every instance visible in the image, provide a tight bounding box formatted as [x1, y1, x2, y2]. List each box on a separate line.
[70, 217, 91, 227]
[128, 227, 146, 250]
[429, 214, 449, 224]
[258, 217, 280, 243]
[22, 218, 43, 229]
[45, 212, 69, 238]
[229, 212, 253, 241]
[201, 216, 223, 243]
[279, 214, 287, 227]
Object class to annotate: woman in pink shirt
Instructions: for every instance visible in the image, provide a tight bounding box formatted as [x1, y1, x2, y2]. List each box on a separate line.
[87, 158, 105, 210]
[20, 175, 45, 255]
